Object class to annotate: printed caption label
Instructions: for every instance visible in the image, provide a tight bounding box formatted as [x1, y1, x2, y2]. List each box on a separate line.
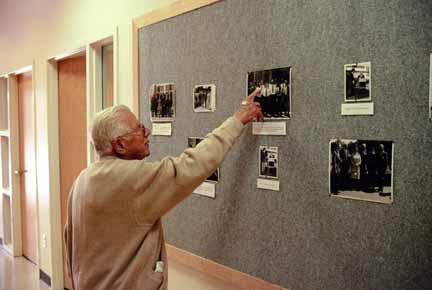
[194, 182, 216, 198]
[252, 122, 286, 135]
[152, 123, 172, 136]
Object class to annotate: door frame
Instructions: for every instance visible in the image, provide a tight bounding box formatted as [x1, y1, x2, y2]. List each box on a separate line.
[5, 64, 40, 263]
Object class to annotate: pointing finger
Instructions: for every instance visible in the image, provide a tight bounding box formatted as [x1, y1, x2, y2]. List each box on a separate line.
[246, 88, 261, 103]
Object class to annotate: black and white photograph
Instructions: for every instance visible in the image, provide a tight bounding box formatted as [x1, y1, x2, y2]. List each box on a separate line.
[149, 83, 175, 121]
[188, 137, 220, 183]
[329, 139, 394, 204]
[429, 52, 432, 119]
[344, 62, 372, 102]
[193, 84, 216, 112]
[247, 67, 291, 119]
[259, 146, 278, 179]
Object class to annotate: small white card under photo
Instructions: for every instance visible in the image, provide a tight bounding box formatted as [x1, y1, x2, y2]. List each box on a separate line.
[193, 182, 216, 198]
[152, 123, 172, 136]
[341, 102, 374, 116]
[257, 178, 280, 191]
[193, 84, 216, 112]
[252, 121, 286, 135]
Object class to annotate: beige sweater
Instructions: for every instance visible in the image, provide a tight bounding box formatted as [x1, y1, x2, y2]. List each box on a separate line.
[64, 117, 244, 290]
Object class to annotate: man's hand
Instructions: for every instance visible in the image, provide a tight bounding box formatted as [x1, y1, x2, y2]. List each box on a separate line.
[234, 88, 264, 125]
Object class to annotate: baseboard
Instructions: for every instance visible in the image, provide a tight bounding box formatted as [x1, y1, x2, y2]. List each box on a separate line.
[166, 244, 286, 290]
[39, 269, 52, 288]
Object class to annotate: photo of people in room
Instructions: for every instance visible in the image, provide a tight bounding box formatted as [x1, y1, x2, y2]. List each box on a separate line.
[193, 84, 216, 112]
[247, 67, 291, 119]
[344, 62, 371, 102]
[188, 137, 220, 182]
[329, 139, 393, 204]
[259, 146, 278, 179]
[149, 83, 175, 121]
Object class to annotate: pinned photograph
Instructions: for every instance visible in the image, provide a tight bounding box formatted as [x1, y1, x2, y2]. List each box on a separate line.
[193, 84, 216, 112]
[429, 52, 432, 119]
[329, 139, 394, 204]
[259, 146, 278, 179]
[247, 67, 291, 119]
[149, 83, 175, 121]
[344, 62, 372, 102]
[188, 137, 220, 183]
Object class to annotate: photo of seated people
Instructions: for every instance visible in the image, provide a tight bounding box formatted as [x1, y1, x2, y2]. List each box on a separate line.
[259, 146, 278, 179]
[188, 137, 220, 182]
[330, 139, 393, 203]
[193, 84, 215, 112]
[247, 67, 291, 119]
[150, 83, 175, 120]
[345, 62, 371, 102]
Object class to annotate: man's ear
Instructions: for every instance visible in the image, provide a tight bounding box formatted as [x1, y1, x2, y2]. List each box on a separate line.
[111, 138, 127, 156]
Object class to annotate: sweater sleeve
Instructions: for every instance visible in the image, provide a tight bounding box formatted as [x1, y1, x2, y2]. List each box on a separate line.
[133, 116, 244, 225]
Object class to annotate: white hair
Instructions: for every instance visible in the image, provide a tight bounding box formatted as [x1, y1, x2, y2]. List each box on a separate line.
[91, 105, 134, 157]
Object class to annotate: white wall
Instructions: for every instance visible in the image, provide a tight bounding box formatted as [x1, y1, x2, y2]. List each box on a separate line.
[0, 0, 177, 278]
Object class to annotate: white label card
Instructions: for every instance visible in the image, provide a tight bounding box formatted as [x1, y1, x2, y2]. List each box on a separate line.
[257, 178, 280, 191]
[152, 123, 172, 136]
[193, 182, 216, 198]
[252, 122, 286, 135]
[341, 102, 374, 115]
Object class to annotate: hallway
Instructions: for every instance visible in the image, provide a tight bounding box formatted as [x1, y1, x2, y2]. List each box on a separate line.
[0, 247, 239, 290]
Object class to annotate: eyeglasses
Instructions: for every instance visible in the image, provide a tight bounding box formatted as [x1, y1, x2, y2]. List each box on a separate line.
[117, 124, 148, 139]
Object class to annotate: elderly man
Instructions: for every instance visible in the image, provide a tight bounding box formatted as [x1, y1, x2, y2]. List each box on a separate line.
[64, 89, 263, 290]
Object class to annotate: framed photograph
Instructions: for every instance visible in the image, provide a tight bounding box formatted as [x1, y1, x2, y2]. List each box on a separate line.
[247, 67, 291, 119]
[429, 52, 432, 119]
[149, 83, 175, 122]
[344, 62, 372, 102]
[329, 139, 394, 204]
[259, 146, 278, 179]
[188, 137, 220, 183]
[193, 84, 216, 112]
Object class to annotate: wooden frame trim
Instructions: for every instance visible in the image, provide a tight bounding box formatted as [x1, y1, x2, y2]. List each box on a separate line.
[134, 0, 221, 28]
[46, 58, 64, 290]
[131, 0, 222, 116]
[166, 244, 286, 290]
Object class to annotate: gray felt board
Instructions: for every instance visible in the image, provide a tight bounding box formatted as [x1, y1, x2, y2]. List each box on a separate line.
[138, 1, 432, 289]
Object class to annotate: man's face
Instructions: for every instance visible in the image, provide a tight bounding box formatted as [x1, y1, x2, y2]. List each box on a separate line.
[115, 112, 150, 160]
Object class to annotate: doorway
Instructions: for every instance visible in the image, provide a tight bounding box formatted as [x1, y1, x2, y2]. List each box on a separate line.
[17, 71, 38, 265]
[57, 54, 87, 289]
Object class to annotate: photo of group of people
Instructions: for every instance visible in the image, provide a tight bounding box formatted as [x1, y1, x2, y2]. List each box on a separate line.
[193, 84, 216, 112]
[149, 83, 175, 121]
[247, 67, 291, 119]
[329, 139, 393, 203]
[188, 137, 220, 183]
[344, 62, 371, 102]
[259, 146, 278, 179]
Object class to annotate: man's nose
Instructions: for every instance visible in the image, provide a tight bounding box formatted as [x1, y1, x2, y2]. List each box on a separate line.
[144, 127, 150, 137]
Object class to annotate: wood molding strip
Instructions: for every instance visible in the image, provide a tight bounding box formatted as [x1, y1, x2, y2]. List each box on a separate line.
[166, 244, 286, 290]
[133, 0, 221, 29]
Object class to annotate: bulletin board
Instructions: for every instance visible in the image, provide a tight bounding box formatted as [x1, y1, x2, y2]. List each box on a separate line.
[138, 1, 432, 289]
